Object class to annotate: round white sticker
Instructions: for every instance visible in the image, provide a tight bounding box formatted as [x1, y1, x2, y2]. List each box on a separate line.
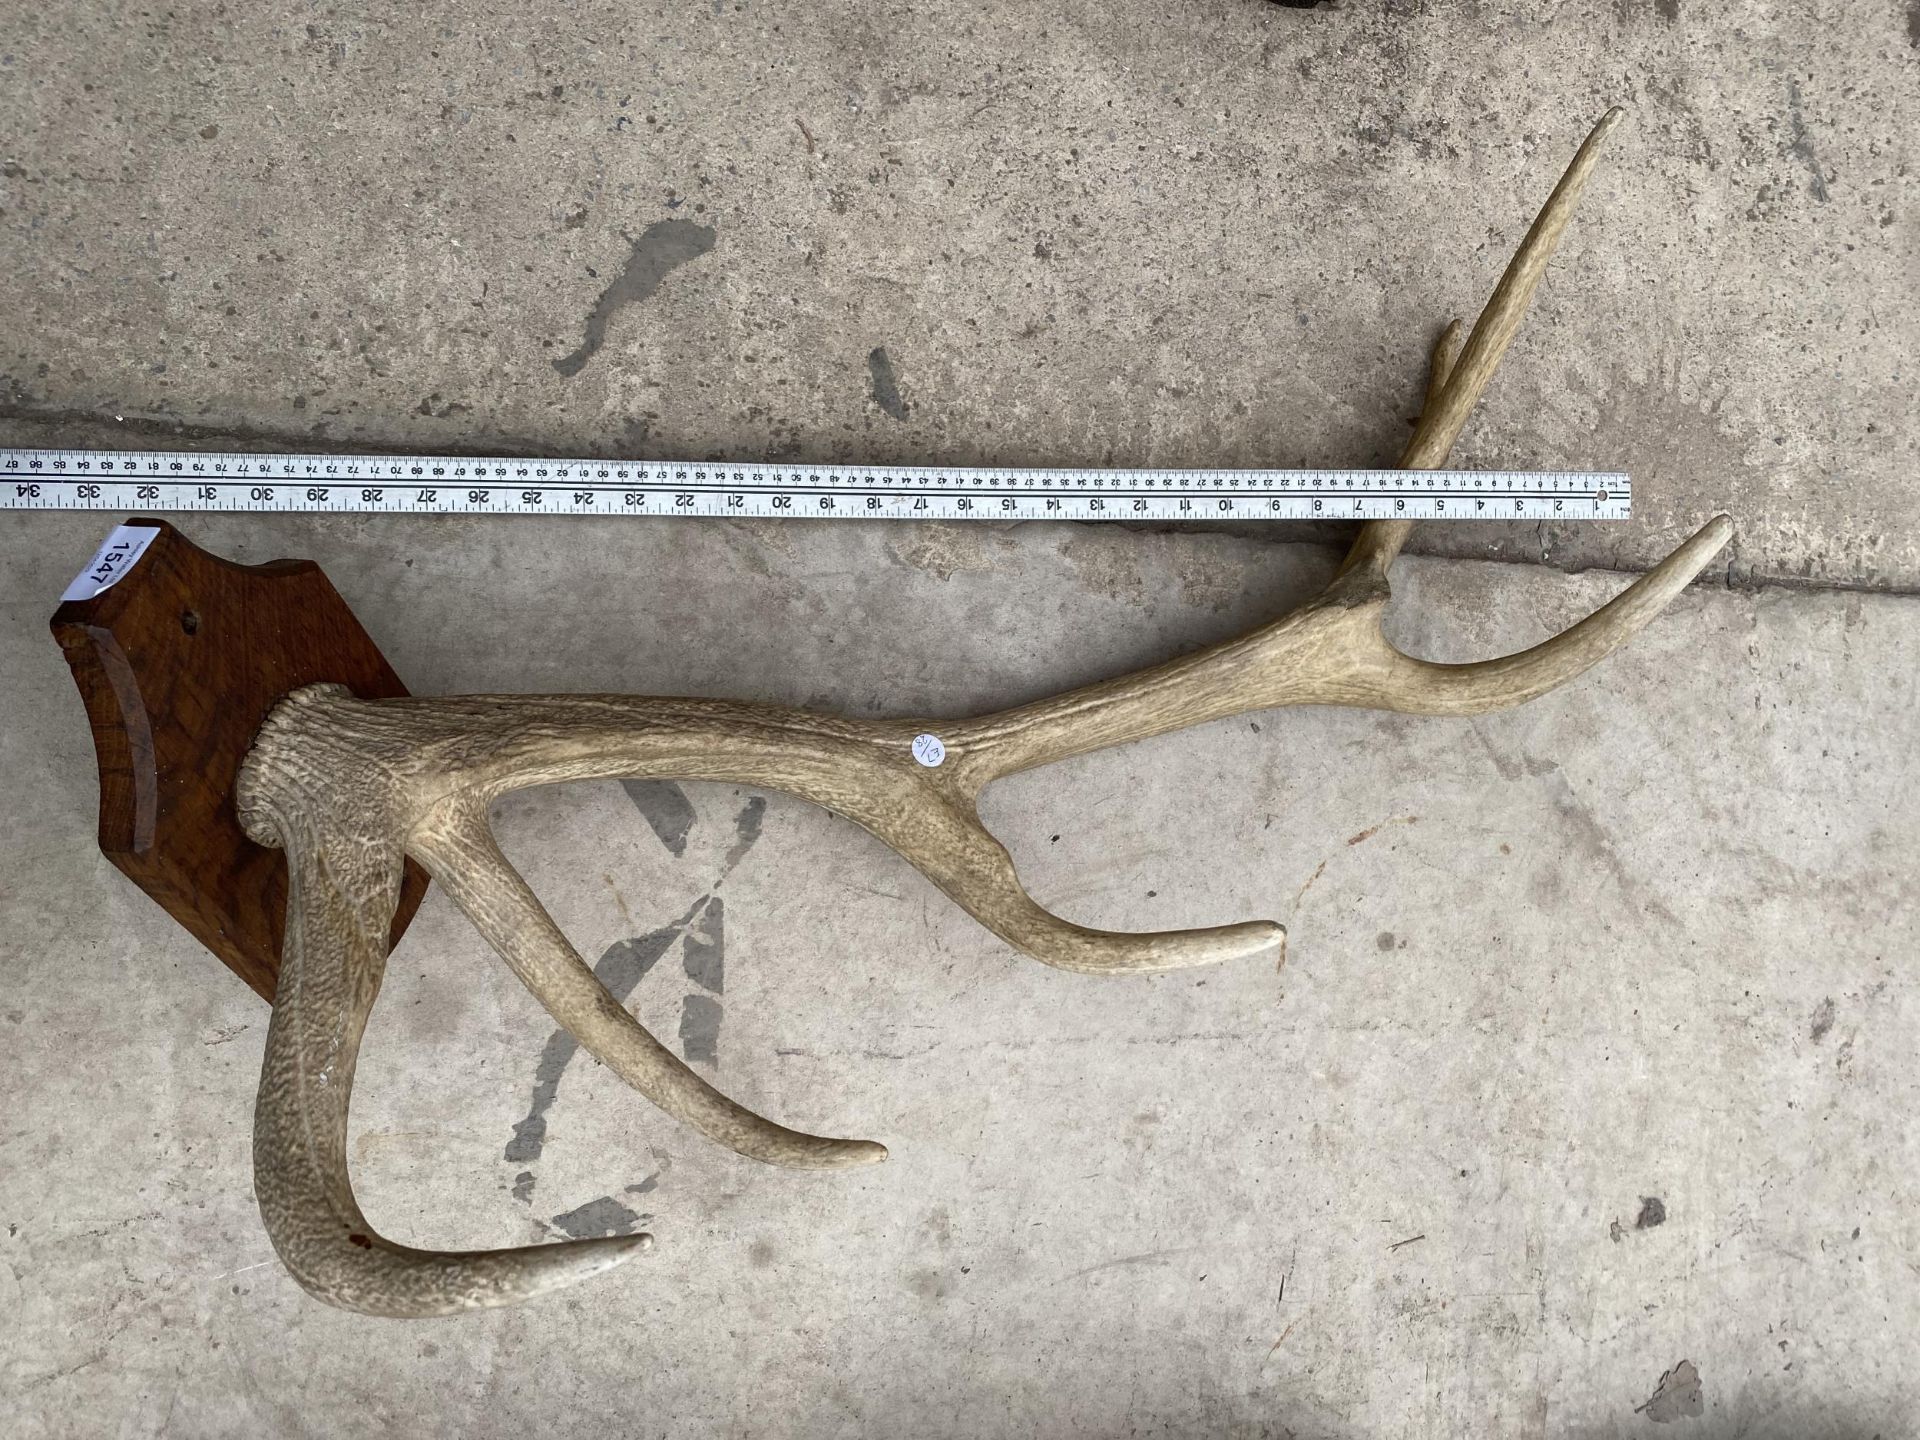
[911, 733, 947, 768]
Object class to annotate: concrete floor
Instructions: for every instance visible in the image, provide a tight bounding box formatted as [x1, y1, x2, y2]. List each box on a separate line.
[2, 2, 1916, 1437]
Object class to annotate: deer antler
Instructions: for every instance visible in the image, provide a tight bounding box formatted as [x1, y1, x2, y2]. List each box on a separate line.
[233, 108, 1732, 1316]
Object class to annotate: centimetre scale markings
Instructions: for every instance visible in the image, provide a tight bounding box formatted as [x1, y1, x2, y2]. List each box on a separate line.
[0, 448, 1631, 522]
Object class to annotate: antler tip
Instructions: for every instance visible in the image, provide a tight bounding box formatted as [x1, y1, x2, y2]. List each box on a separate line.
[538, 1227, 656, 1268]
[784, 1136, 890, 1169]
[1586, 107, 1627, 147]
[1237, 921, 1287, 963]
[489, 1230, 655, 1311]
[525, 1229, 656, 1287]
[1670, 512, 1735, 578]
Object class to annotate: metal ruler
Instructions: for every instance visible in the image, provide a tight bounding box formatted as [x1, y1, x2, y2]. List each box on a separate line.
[0, 448, 1630, 522]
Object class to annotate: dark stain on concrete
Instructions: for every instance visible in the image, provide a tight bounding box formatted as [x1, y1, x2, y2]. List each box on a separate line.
[504, 791, 766, 1177]
[1910, 0, 1920, 47]
[1376, 931, 1396, 951]
[1655, 0, 1679, 20]
[1543, 772, 1680, 929]
[1636, 1196, 1668, 1229]
[683, 895, 725, 995]
[549, 1195, 647, 1239]
[414, 392, 471, 420]
[625, 1174, 660, 1195]
[1636, 1358, 1704, 1423]
[503, 900, 705, 1164]
[1528, 864, 1566, 909]
[906, 1267, 953, 1301]
[720, 795, 765, 880]
[680, 995, 724, 1066]
[554, 219, 717, 378]
[1470, 720, 1562, 783]
[622, 779, 697, 856]
[868, 347, 909, 421]
[1810, 996, 1836, 1041]
[1785, 81, 1830, 202]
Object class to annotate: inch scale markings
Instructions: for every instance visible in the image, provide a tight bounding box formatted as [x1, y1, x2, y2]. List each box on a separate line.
[0, 449, 1631, 522]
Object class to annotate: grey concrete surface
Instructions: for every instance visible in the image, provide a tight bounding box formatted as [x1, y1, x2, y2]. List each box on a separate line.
[3, 1, 1919, 1437]
[4, 512, 1918, 1437]
[0, 1, 1915, 588]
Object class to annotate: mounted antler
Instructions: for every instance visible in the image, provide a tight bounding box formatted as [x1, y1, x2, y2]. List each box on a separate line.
[169, 109, 1733, 1316]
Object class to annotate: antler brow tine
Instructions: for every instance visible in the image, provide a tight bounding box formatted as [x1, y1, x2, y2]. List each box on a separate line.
[232, 110, 1729, 1316]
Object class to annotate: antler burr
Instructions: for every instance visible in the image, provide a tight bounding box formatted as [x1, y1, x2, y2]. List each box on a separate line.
[229, 108, 1732, 1315]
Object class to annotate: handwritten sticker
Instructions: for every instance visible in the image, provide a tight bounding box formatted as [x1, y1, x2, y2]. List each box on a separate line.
[61, 523, 162, 602]
[911, 733, 947, 768]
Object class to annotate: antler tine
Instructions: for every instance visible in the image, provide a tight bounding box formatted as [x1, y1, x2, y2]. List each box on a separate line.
[1403, 107, 1625, 473]
[1339, 318, 1466, 580]
[870, 790, 1284, 974]
[1358, 512, 1734, 715]
[1344, 107, 1621, 582]
[240, 726, 653, 1316]
[409, 797, 887, 1169]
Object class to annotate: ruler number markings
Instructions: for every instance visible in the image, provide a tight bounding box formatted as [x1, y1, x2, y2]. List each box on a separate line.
[2, 449, 1630, 520]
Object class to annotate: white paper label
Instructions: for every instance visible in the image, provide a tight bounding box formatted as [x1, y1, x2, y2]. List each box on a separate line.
[61, 524, 161, 602]
[911, 733, 947, 768]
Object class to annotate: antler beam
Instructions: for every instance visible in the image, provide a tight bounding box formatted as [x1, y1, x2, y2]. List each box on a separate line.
[231, 109, 1732, 1315]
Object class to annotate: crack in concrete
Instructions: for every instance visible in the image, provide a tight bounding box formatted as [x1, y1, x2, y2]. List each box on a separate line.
[1784, 81, 1830, 203]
